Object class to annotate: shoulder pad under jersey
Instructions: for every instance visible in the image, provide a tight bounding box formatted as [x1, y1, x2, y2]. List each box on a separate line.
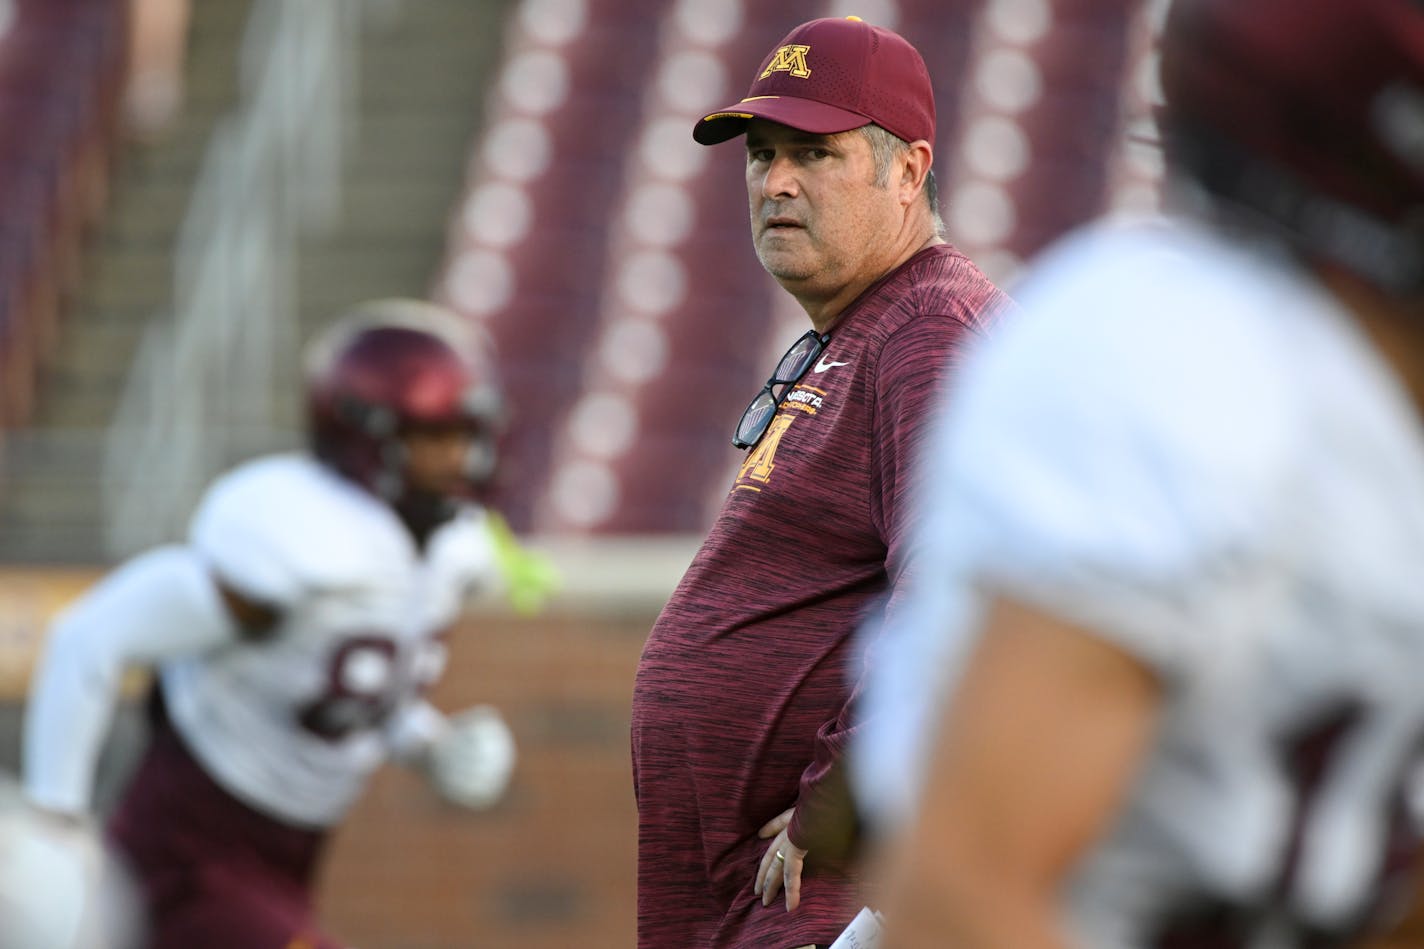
[188, 453, 408, 608]
[425, 504, 501, 591]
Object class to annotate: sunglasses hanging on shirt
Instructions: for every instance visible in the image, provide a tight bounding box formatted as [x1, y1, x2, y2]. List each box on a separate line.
[732, 330, 831, 450]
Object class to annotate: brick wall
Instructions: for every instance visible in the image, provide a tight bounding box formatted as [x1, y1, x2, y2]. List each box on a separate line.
[318, 604, 654, 949]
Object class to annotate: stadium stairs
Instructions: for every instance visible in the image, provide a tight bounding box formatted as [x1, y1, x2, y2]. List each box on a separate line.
[0, 0, 514, 563]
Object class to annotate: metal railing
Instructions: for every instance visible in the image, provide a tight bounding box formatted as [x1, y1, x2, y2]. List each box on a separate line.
[102, 0, 362, 558]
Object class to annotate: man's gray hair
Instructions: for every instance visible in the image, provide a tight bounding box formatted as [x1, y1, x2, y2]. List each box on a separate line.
[860, 124, 944, 236]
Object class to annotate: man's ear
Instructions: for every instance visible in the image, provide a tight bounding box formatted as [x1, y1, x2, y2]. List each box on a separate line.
[900, 140, 934, 208]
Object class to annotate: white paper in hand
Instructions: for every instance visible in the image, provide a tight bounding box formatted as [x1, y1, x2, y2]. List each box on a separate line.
[829, 907, 884, 949]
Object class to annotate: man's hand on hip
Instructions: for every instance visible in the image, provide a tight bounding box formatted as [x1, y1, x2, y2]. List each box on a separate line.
[754, 807, 809, 911]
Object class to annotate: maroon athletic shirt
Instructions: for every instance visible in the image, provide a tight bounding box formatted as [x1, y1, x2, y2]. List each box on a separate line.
[632, 244, 1011, 948]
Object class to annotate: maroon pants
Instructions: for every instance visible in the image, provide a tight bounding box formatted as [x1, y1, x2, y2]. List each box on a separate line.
[107, 702, 346, 949]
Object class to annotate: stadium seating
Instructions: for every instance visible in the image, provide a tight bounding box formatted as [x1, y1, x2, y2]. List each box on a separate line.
[525, 0, 822, 533]
[435, 0, 671, 530]
[0, 0, 126, 431]
[434, 0, 1165, 536]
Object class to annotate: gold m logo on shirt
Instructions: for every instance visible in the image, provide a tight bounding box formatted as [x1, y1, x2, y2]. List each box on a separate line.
[759, 44, 811, 80]
[737, 414, 796, 485]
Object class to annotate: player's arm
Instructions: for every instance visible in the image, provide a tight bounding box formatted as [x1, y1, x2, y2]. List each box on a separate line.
[386, 698, 516, 810]
[381, 632, 516, 812]
[22, 546, 260, 816]
[1358, 852, 1424, 948]
[881, 595, 1161, 949]
[375, 512, 520, 810]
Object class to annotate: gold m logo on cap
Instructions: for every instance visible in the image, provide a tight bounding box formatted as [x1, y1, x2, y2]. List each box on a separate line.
[759, 44, 811, 80]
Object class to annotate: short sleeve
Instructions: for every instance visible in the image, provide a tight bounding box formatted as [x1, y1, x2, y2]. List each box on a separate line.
[187, 456, 368, 610]
[871, 315, 977, 582]
[426, 506, 503, 598]
[935, 228, 1299, 680]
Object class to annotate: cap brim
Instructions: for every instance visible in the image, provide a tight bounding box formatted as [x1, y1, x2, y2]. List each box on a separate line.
[693, 96, 872, 145]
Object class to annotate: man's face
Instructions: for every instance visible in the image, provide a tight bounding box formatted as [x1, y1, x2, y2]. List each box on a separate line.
[401, 425, 476, 497]
[744, 119, 902, 301]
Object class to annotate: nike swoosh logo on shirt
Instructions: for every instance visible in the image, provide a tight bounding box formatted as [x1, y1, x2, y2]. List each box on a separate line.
[812, 355, 850, 373]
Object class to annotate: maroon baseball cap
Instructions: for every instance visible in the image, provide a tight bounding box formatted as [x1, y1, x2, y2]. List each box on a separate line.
[694, 16, 935, 147]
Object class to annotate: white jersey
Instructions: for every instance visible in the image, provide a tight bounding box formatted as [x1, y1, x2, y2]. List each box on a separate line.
[163, 454, 498, 827]
[857, 220, 1424, 945]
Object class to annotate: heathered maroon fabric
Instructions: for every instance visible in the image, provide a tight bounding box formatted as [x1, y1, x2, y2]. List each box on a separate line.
[631, 244, 1011, 948]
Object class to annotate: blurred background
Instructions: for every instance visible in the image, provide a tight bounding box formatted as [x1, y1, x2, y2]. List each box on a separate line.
[0, 0, 1167, 945]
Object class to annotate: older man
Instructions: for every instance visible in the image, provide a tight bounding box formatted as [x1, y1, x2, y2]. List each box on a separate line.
[631, 16, 1012, 948]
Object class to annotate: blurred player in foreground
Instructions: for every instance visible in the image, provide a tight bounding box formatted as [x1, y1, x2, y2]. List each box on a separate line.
[21, 299, 548, 948]
[853, 0, 1424, 946]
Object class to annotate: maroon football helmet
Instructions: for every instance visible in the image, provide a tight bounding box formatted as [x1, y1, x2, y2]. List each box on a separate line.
[305, 299, 505, 508]
[1157, 0, 1424, 294]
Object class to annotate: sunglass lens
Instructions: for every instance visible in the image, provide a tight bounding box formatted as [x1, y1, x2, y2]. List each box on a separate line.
[774, 333, 824, 382]
[735, 390, 778, 447]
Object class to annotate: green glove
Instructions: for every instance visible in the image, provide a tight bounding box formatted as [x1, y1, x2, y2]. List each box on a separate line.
[485, 511, 560, 615]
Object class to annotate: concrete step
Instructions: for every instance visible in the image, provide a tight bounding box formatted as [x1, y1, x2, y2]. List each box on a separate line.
[0, 431, 108, 562]
[0, 429, 106, 476]
[44, 323, 149, 380]
[174, 1, 250, 107]
[298, 250, 440, 306]
[354, 0, 510, 114]
[99, 178, 196, 230]
[26, 382, 126, 430]
[186, 0, 255, 36]
[74, 250, 176, 312]
[324, 181, 464, 245]
[0, 483, 105, 526]
[344, 112, 478, 172]
[0, 524, 109, 565]
[52, 303, 158, 340]
[357, 0, 511, 56]
[105, 129, 217, 197]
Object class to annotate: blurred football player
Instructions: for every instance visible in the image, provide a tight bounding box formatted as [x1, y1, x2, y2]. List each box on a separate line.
[853, 0, 1424, 947]
[22, 299, 529, 949]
